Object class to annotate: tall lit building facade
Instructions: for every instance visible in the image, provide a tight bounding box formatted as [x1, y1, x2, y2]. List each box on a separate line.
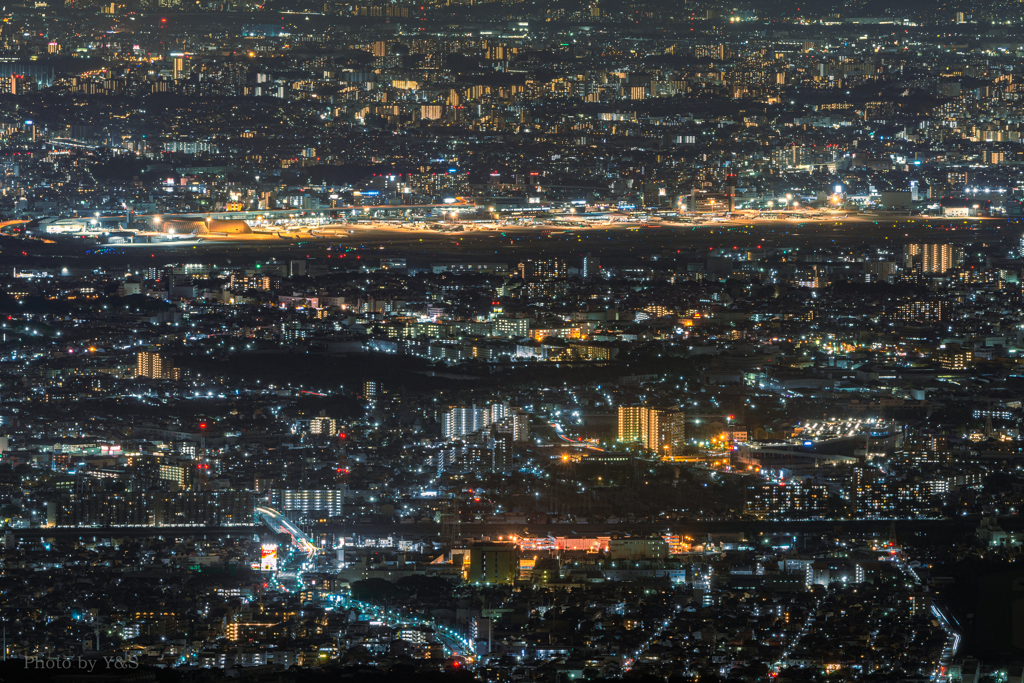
[618, 406, 646, 443]
[617, 406, 685, 456]
[905, 244, 963, 274]
[136, 351, 181, 380]
[363, 381, 378, 404]
[747, 482, 829, 519]
[442, 402, 514, 440]
[895, 300, 944, 323]
[517, 258, 567, 280]
[310, 416, 337, 436]
[443, 406, 490, 440]
[270, 489, 345, 518]
[922, 244, 961, 273]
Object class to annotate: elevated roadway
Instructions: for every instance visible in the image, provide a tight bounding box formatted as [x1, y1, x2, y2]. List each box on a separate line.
[255, 506, 320, 555]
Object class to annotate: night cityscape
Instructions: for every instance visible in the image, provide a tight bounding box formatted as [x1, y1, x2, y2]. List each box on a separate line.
[2, 0, 1024, 681]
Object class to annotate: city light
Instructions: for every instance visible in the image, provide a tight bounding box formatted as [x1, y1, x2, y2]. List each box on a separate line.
[0, 4, 1004, 677]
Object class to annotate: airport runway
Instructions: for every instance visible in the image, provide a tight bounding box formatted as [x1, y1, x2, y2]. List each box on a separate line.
[8, 215, 1013, 270]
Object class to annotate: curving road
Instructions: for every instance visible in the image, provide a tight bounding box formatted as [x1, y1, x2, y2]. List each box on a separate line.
[256, 506, 319, 555]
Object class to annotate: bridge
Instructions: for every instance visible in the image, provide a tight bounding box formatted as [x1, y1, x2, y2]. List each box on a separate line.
[255, 506, 320, 555]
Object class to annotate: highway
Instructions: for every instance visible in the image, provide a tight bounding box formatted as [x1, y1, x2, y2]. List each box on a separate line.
[323, 591, 475, 660]
[255, 506, 319, 554]
[258, 539, 476, 664]
[253, 507, 477, 662]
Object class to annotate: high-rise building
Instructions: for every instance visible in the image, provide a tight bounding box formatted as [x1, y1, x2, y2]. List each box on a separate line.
[494, 317, 531, 338]
[158, 463, 188, 490]
[229, 272, 272, 291]
[57, 491, 254, 527]
[905, 244, 962, 274]
[443, 406, 490, 439]
[937, 344, 973, 370]
[921, 244, 961, 273]
[490, 426, 515, 471]
[489, 402, 508, 423]
[467, 543, 518, 584]
[508, 408, 530, 442]
[648, 408, 686, 457]
[694, 43, 726, 60]
[862, 261, 897, 284]
[617, 406, 685, 456]
[151, 491, 254, 526]
[895, 300, 944, 323]
[747, 482, 829, 519]
[270, 489, 345, 518]
[460, 443, 493, 472]
[442, 402, 512, 440]
[137, 351, 181, 380]
[618, 406, 647, 443]
[517, 258, 567, 280]
[434, 445, 459, 476]
[310, 416, 337, 436]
